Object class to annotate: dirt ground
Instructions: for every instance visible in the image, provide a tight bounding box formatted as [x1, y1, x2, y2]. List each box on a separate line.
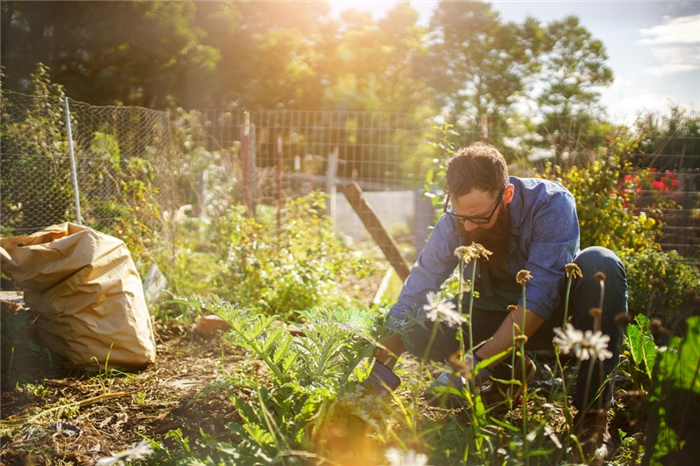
[0, 268, 388, 466]
[1, 317, 256, 466]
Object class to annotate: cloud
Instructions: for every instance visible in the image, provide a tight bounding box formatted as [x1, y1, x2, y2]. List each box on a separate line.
[640, 14, 700, 76]
[639, 14, 700, 44]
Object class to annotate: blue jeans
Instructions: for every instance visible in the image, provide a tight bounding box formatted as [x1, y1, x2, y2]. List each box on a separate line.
[402, 246, 628, 411]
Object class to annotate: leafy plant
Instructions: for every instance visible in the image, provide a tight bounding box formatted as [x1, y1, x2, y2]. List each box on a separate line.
[158, 193, 383, 320]
[162, 295, 385, 464]
[623, 314, 659, 390]
[538, 154, 663, 253]
[643, 316, 700, 465]
[620, 248, 700, 327]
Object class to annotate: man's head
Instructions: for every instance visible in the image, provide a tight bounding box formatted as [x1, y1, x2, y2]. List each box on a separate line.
[446, 142, 509, 199]
[445, 142, 514, 269]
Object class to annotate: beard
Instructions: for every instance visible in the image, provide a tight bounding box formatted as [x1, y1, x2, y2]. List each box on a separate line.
[457, 203, 512, 272]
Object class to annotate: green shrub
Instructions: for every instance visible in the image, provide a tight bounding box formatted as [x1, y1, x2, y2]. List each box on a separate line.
[644, 316, 700, 465]
[620, 248, 700, 327]
[538, 155, 663, 253]
[156, 193, 383, 320]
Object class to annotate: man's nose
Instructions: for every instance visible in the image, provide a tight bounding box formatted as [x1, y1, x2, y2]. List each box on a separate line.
[463, 220, 480, 232]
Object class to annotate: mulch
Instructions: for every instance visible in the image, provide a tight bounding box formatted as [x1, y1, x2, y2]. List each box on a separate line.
[1, 321, 249, 466]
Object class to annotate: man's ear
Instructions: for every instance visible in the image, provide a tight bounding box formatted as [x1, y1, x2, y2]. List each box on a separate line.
[504, 183, 514, 204]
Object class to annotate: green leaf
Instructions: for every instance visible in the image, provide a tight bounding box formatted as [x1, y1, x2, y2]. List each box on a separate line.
[626, 315, 657, 381]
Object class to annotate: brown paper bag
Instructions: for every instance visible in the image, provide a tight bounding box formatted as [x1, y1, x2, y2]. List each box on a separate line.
[0, 223, 156, 370]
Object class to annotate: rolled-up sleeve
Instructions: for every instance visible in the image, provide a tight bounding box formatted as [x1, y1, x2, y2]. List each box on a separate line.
[388, 214, 461, 320]
[519, 191, 579, 320]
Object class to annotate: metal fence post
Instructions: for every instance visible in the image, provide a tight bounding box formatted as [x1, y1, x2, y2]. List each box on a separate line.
[64, 97, 82, 225]
[277, 134, 283, 232]
[241, 111, 250, 216]
[326, 146, 339, 220]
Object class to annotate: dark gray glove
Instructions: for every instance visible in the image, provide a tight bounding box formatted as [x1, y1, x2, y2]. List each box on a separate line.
[359, 361, 401, 394]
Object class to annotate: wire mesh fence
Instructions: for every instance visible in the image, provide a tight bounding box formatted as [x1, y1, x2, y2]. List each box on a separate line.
[1, 91, 175, 268]
[2, 91, 699, 267]
[1, 91, 77, 235]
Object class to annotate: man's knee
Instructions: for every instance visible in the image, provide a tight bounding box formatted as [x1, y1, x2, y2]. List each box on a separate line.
[574, 247, 627, 293]
[575, 246, 623, 277]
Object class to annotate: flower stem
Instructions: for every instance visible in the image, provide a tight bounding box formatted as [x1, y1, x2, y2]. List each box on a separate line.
[466, 259, 477, 358]
[563, 274, 574, 328]
[520, 283, 529, 466]
[422, 318, 440, 364]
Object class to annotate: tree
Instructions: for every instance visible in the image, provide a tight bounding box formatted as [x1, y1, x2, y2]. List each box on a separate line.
[201, 1, 333, 110]
[321, 2, 433, 113]
[1, 1, 220, 109]
[535, 16, 613, 165]
[420, 1, 542, 160]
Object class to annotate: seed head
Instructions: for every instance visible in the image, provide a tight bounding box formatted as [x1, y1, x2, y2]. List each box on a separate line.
[649, 318, 663, 338]
[514, 335, 529, 346]
[565, 263, 583, 279]
[454, 242, 493, 263]
[594, 272, 606, 282]
[516, 270, 533, 286]
[589, 307, 603, 318]
[507, 304, 518, 312]
[614, 313, 631, 330]
[651, 278, 665, 291]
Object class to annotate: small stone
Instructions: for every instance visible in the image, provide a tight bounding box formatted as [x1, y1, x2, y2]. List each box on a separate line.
[196, 315, 232, 335]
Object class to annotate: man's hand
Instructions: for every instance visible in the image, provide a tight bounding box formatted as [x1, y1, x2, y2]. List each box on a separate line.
[475, 305, 544, 367]
[358, 333, 405, 395]
[360, 361, 401, 395]
[446, 351, 494, 386]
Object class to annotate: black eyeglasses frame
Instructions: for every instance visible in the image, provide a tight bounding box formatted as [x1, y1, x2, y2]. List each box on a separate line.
[443, 184, 508, 225]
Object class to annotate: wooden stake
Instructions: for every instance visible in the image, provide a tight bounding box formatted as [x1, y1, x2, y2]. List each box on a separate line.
[342, 182, 412, 281]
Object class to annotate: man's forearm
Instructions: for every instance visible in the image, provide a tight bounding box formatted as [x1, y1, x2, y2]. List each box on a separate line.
[375, 333, 406, 370]
[475, 305, 544, 367]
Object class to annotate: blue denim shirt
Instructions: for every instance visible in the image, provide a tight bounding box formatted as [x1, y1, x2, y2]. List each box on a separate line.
[389, 177, 580, 321]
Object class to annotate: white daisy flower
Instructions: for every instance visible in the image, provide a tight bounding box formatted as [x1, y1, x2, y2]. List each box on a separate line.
[96, 440, 153, 466]
[424, 292, 465, 328]
[385, 447, 431, 466]
[553, 323, 613, 361]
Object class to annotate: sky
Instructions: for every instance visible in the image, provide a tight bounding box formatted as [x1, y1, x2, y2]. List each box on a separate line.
[327, 0, 700, 124]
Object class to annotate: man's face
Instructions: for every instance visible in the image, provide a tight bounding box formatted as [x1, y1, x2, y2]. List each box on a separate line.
[451, 185, 512, 233]
[452, 186, 514, 269]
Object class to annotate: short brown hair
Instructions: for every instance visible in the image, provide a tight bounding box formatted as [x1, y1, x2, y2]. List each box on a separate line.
[446, 142, 509, 198]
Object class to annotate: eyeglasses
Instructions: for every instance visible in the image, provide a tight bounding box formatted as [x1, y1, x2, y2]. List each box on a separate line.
[443, 184, 507, 225]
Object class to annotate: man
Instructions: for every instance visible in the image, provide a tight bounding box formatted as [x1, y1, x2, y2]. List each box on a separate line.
[363, 142, 627, 462]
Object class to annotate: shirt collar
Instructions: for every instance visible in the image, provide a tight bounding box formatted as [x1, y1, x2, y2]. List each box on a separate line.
[508, 176, 525, 232]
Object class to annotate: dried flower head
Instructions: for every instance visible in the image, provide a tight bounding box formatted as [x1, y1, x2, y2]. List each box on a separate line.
[650, 318, 664, 338]
[514, 335, 529, 346]
[385, 448, 431, 466]
[614, 313, 631, 329]
[96, 440, 153, 466]
[424, 292, 466, 328]
[589, 307, 603, 318]
[594, 272, 606, 282]
[516, 270, 533, 286]
[553, 323, 613, 361]
[651, 278, 665, 291]
[507, 304, 518, 312]
[454, 243, 493, 263]
[565, 263, 583, 279]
